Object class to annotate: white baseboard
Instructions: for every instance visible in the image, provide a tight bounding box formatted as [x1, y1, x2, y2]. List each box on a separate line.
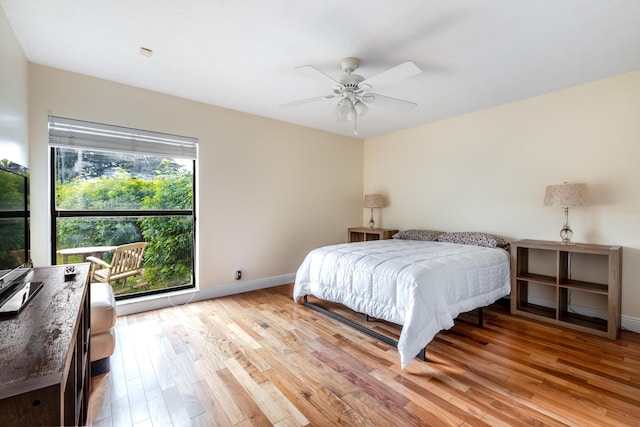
[525, 296, 640, 334]
[115, 273, 296, 316]
[621, 314, 640, 334]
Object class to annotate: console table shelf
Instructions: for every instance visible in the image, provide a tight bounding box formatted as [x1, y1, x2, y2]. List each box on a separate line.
[511, 239, 621, 339]
[348, 227, 398, 243]
[0, 264, 91, 426]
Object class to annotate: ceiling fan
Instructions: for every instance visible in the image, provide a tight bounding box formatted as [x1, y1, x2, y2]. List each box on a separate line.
[281, 57, 422, 135]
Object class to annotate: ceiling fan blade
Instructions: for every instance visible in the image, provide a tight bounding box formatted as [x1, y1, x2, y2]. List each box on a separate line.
[360, 61, 421, 89]
[295, 64, 342, 85]
[362, 93, 417, 112]
[280, 94, 335, 108]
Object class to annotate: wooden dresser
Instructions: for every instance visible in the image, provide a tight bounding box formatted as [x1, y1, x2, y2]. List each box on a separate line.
[0, 263, 91, 426]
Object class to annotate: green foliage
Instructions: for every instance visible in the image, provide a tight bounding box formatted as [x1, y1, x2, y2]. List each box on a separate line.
[0, 168, 25, 211]
[0, 220, 26, 268]
[139, 170, 194, 286]
[0, 169, 28, 267]
[55, 162, 194, 291]
[56, 169, 154, 211]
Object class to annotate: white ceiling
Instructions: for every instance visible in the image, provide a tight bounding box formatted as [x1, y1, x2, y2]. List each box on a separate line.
[2, 0, 640, 139]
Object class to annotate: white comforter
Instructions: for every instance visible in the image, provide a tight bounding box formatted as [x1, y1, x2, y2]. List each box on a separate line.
[293, 239, 511, 368]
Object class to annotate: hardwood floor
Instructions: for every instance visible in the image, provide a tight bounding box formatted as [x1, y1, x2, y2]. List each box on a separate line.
[88, 284, 640, 426]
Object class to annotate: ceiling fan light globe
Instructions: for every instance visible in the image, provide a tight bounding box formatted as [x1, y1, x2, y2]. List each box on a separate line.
[336, 111, 349, 122]
[346, 108, 356, 121]
[338, 99, 353, 116]
[354, 100, 368, 116]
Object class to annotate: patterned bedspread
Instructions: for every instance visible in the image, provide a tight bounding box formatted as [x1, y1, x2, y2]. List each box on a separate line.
[293, 239, 511, 368]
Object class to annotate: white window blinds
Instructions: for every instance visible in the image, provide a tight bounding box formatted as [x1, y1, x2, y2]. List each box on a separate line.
[48, 116, 198, 159]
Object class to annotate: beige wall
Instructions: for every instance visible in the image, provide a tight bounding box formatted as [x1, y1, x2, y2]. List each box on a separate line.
[364, 71, 640, 323]
[28, 65, 363, 295]
[0, 7, 28, 166]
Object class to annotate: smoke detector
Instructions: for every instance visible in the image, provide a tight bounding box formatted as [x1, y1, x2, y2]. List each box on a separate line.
[139, 47, 153, 57]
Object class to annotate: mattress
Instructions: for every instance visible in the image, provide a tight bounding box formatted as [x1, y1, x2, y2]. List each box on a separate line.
[293, 239, 511, 368]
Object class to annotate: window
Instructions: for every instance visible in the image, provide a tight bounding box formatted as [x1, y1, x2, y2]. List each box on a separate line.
[49, 117, 197, 298]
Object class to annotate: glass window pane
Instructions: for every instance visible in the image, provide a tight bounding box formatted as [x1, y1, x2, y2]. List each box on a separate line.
[0, 168, 26, 211]
[52, 143, 196, 298]
[55, 148, 193, 211]
[56, 216, 193, 296]
[0, 218, 28, 268]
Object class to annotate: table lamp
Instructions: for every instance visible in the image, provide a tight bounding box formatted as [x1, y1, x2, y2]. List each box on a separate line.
[543, 183, 588, 244]
[363, 194, 384, 229]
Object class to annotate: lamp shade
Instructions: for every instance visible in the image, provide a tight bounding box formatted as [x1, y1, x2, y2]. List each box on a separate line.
[363, 194, 384, 208]
[543, 183, 588, 207]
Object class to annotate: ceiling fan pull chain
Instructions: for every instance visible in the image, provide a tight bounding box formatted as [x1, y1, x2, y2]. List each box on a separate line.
[353, 112, 358, 136]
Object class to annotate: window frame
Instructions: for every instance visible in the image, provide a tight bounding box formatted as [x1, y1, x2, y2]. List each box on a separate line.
[48, 120, 198, 299]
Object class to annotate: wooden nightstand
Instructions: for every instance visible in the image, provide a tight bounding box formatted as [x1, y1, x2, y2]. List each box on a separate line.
[348, 227, 398, 243]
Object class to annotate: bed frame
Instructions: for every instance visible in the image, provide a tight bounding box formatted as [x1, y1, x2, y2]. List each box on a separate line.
[303, 295, 484, 361]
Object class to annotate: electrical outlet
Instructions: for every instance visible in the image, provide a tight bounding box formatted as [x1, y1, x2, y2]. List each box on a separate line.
[235, 270, 242, 280]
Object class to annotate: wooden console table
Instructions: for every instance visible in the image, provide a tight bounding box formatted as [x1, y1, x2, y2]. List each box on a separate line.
[511, 239, 621, 339]
[0, 263, 91, 426]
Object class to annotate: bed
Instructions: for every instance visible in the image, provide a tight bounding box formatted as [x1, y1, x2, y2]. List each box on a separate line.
[293, 231, 511, 368]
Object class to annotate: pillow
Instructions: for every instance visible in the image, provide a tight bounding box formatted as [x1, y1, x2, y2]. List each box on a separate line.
[436, 232, 509, 249]
[393, 229, 444, 241]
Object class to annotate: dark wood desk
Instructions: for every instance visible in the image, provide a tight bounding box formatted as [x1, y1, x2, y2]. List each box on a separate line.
[0, 263, 91, 426]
